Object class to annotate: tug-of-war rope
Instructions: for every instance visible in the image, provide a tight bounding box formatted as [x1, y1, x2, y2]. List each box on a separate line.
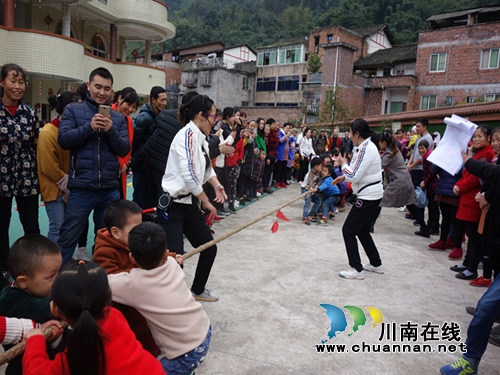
[0, 190, 311, 365]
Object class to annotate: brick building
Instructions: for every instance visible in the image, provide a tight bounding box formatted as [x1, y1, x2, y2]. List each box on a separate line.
[415, 6, 500, 110]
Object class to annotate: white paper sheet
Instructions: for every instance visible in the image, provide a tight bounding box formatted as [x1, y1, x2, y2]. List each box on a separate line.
[427, 114, 477, 175]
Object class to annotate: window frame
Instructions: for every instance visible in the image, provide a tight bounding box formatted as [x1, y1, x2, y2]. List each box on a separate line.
[480, 48, 500, 69]
[420, 95, 437, 110]
[429, 53, 447, 72]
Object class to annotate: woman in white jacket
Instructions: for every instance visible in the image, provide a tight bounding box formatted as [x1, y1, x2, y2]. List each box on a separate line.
[335, 118, 384, 280]
[298, 127, 316, 182]
[159, 94, 227, 301]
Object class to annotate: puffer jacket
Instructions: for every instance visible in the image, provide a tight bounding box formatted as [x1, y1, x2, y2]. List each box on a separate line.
[58, 96, 129, 190]
[130, 103, 157, 169]
[433, 165, 462, 197]
[137, 109, 183, 173]
[276, 129, 290, 161]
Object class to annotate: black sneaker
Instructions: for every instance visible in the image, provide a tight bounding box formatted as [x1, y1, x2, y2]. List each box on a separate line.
[466, 306, 500, 323]
[244, 196, 253, 203]
[490, 325, 500, 347]
[413, 220, 420, 226]
[239, 198, 246, 206]
[450, 264, 467, 272]
[455, 271, 477, 280]
[228, 205, 237, 214]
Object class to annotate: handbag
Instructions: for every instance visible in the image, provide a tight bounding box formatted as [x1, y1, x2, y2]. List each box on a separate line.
[415, 187, 428, 208]
[347, 180, 381, 204]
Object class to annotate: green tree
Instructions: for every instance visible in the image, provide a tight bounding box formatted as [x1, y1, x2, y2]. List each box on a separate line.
[318, 87, 351, 130]
[307, 52, 322, 73]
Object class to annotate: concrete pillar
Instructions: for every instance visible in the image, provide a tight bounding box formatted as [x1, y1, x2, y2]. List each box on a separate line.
[145, 40, 152, 65]
[61, 2, 71, 37]
[3, 0, 15, 28]
[109, 24, 117, 61]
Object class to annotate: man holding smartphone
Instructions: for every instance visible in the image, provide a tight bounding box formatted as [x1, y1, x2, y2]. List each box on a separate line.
[57, 67, 130, 265]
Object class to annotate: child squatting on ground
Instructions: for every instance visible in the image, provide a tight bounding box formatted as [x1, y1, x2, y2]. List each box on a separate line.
[108, 221, 211, 375]
[22, 260, 165, 375]
[0, 234, 64, 375]
[301, 157, 322, 225]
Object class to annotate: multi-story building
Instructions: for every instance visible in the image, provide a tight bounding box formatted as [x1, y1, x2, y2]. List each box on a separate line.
[415, 6, 500, 110]
[0, 0, 175, 120]
[178, 44, 256, 108]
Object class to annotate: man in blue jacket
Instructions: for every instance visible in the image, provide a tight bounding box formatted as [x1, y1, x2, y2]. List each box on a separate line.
[57, 67, 130, 265]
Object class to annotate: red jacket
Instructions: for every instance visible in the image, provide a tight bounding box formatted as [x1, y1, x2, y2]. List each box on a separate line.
[225, 138, 244, 167]
[329, 136, 342, 151]
[455, 145, 494, 222]
[23, 307, 164, 375]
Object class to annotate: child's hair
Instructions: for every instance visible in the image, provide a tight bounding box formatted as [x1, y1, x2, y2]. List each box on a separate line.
[380, 130, 399, 158]
[48, 91, 80, 114]
[8, 234, 60, 279]
[419, 139, 430, 149]
[331, 148, 340, 157]
[222, 107, 235, 120]
[323, 163, 333, 175]
[310, 157, 323, 168]
[320, 153, 331, 161]
[52, 261, 111, 375]
[115, 87, 138, 107]
[103, 199, 142, 233]
[128, 222, 167, 270]
[76, 82, 88, 101]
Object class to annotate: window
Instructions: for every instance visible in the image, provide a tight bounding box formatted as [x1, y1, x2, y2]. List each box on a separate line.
[201, 72, 211, 86]
[420, 95, 437, 109]
[279, 45, 302, 64]
[257, 49, 277, 66]
[242, 77, 249, 90]
[91, 34, 108, 58]
[383, 68, 391, 77]
[256, 77, 276, 92]
[276, 103, 298, 107]
[241, 101, 249, 107]
[480, 49, 499, 69]
[445, 96, 454, 106]
[485, 94, 500, 101]
[466, 96, 475, 103]
[429, 53, 446, 72]
[314, 36, 320, 46]
[327, 34, 333, 43]
[277, 76, 300, 91]
[255, 103, 275, 107]
[390, 102, 403, 114]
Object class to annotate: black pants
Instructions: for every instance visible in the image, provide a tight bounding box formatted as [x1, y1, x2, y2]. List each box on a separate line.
[298, 157, 309, 182]
[158, 202, 217, 295]
[237, 174, 250, 197]
[0, 195, 40, 271]
[407, 204, 426, 229]
[462, 220, 482, 274]
[342, 198, 382, 272]
[410, 169, 425, 220]
[132, 170, 150, 209]
[439, 202, 461, 245]
[263, 156, 276, 188]
[427, 194, 439, 232]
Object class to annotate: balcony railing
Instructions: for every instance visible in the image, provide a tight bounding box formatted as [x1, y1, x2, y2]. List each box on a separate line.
[182, 57, 227, 71]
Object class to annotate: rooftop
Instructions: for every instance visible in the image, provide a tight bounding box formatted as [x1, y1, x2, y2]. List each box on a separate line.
[354, 44, 417, 69]
[258, 36, 308, 50]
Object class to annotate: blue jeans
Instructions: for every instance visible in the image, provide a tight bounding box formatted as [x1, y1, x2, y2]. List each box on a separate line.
[57, 188, 119, 266]
[44, 196, 65, 243]
[161, 326, 211, 375]
[320, 195, 340, 218]
[463, 275, 500, 364]
[301, 188, 320, 219]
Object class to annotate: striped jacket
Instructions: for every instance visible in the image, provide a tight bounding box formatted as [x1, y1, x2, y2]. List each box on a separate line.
[341, 137, 383, 200]
[161, 121, 216, 204]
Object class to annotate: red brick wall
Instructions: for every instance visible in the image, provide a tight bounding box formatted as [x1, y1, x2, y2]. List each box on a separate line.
[243, 107, 304, 124]
[165, 66, 181, 86]
[415, 23, 500, 108]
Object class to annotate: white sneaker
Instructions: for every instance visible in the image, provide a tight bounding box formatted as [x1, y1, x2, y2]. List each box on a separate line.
[398, 206, 407, 212]
[74, 247, 90, 261]
[192, 288, 219, 302]
[363, 264, 384, 274]
[234, 201, 240, 208]
[339, 268, 364, 279]
[334, 208, 340, 214]
[256, 192, 261, 197]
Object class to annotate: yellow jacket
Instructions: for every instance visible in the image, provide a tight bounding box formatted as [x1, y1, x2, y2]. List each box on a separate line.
[37, 120, 69, 202]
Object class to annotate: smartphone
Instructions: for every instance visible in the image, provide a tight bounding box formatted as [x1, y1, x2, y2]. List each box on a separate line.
[98, 105, 110, 117]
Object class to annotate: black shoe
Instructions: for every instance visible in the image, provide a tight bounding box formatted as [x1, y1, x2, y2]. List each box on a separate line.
[455, 271, 477, 280]
[450, 264, 467, 272]
[244, 196, 253, 203]
[239, 198, 246, 206]
[413, 220, 420, 226]
[489, 326, 500, 347]
[405, 214, 415, 220]
[414, 230, 430, 238]
[429, 228, 440, 235]
[466, 307, 500, 323]
[220, 207, 231, 215]
[228, 205, 237, 214]
[264, 187, 273, 194]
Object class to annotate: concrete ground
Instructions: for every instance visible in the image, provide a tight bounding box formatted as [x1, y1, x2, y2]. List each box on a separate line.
[2, 182, 499, 374]
[180, 184, 499, 375]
